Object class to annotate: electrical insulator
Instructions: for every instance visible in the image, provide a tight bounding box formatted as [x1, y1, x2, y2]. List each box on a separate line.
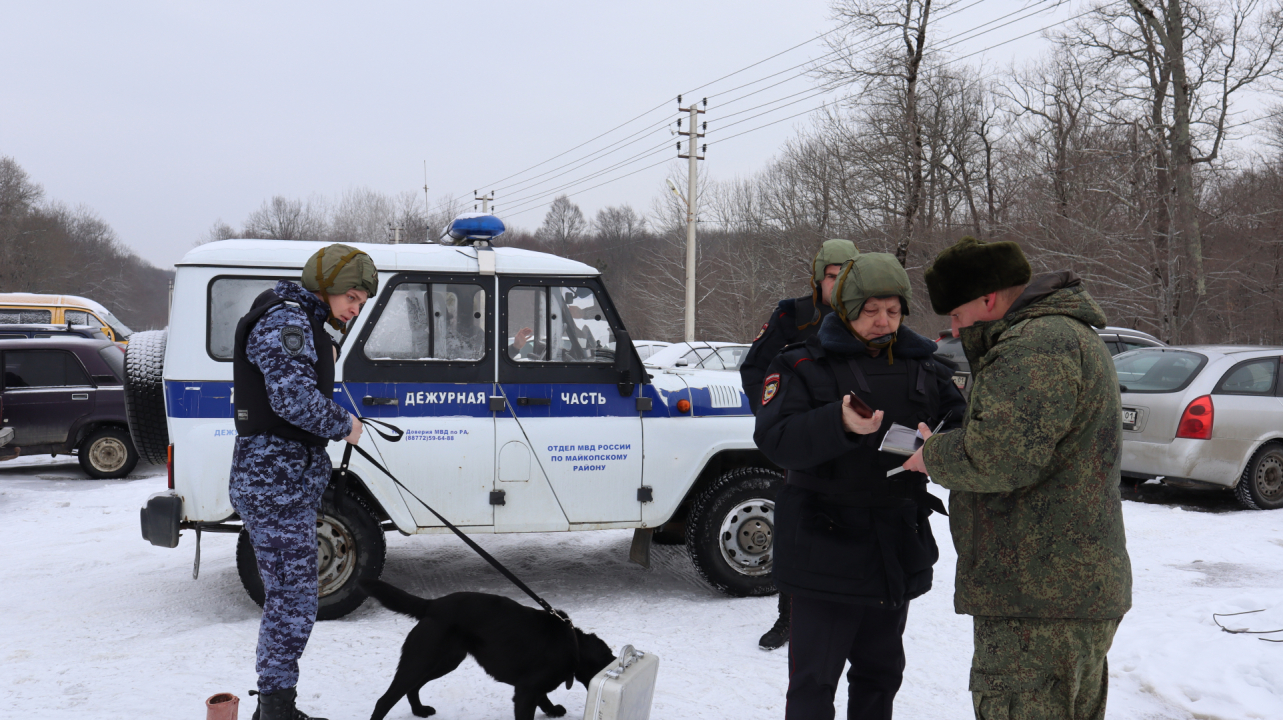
[702, 144, 706, 153]
[702, 98, 707, 107]
[702, 122, 707, 131]
[677, 142, 682, 151]
[677, 118, 682, 128]
[677, 94, 682, 104]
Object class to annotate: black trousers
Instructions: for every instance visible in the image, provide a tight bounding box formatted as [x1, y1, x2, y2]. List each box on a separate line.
[785, 595, 910, 720]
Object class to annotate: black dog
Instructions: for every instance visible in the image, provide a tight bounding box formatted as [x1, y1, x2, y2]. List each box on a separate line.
[361, 580, 616, 720]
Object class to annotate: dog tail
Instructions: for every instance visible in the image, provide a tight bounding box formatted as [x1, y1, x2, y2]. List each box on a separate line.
[360, 579, 432, 619]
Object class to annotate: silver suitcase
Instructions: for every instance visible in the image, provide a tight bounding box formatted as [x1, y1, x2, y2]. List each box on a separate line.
[582, 645, 660, 720]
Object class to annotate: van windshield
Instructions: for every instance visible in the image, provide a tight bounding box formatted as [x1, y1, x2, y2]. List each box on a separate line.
[100, 311, 133, 340]
[1114, 349, 1207, 393]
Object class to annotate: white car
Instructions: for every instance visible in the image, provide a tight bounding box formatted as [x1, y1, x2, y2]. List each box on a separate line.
[131, 217, 779, 619]
[644, 342, 750, 371]
[631, 340, 671, 362]
[1116, 345, 1283, 510]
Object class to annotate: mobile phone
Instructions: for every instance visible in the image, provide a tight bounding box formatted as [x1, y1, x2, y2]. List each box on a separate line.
[846, 391, 874, 419]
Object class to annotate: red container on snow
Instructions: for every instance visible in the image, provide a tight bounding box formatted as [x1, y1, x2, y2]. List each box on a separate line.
[206, 693, 239, 720]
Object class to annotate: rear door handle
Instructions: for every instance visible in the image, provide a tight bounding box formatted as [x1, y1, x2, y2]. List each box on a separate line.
[71, 393, 89, 401]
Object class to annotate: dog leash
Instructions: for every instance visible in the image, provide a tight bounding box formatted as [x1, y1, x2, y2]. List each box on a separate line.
[340, 417, 581, 688]
[339, 418, 576, 626]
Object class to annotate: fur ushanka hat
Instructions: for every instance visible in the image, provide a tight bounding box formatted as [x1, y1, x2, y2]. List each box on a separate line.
[924, 236, 1031, 315]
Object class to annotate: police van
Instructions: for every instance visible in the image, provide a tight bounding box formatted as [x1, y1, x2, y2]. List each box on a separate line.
[132, 215, 782, 618]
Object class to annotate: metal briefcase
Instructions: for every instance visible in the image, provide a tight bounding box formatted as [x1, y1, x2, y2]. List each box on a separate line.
[582, 645, 659, 720]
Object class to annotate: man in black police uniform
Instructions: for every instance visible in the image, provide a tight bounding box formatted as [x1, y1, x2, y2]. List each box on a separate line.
[741, 238, 858, 650]
[754, 253, 965, 720]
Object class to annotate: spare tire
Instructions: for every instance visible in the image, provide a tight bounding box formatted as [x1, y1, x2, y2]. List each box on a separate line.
[124, 329, 170, 465]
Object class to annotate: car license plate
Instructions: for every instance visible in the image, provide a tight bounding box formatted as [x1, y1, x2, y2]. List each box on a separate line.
[952, 374, 967, 390]
[1121, 408, 1137, 430]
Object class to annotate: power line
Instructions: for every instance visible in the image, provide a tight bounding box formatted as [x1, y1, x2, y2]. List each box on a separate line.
[472, 1, 1095, 223]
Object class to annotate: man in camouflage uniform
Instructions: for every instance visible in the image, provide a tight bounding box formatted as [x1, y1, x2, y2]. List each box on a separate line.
[230, 244, 377, 720]
[902, 237, 1132, 720]
[740, 238, 858, 651]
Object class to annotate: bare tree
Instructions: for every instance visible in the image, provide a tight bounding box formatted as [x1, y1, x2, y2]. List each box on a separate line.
[243, 195, 327, 240]
[536, 195, 586, 256]
[819, 0, 954, 265]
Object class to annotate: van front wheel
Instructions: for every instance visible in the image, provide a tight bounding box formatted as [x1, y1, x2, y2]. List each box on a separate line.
[235, 489, 387, 620]
[685, 467, 783, 597]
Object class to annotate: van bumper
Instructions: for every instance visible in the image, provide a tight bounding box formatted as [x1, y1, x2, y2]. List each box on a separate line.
[140, 492, 183, 548]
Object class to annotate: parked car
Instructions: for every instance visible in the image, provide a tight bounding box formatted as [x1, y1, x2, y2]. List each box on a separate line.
[632, 340, 671, 362]
[644, 341, 751, 371]
[936, 326, 1166, 396]
[1115, 346, 1283, 510]
[0, 323, 114, 341]
[0, 293, 134, 343]
[132, 217, 774, 620]
[0, 336, 139, 478]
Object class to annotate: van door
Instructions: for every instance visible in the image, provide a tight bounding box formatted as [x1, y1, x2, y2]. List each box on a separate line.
[344, 275, 496, 529]
[497, 277, 642, 526]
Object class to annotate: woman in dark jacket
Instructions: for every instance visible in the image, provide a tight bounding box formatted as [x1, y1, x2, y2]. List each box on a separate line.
[754, 253, 965, 720]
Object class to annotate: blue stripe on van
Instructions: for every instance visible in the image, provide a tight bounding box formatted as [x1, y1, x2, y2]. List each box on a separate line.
[163, 381, 688, 419]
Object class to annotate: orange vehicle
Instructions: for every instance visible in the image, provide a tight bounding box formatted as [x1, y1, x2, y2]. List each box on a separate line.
[0, 293, 133, 343]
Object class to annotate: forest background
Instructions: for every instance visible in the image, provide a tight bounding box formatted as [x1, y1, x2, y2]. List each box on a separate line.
[3, 0, 1283, 344]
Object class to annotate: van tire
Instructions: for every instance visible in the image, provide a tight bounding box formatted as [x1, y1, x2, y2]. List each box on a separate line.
[685, 466, 783, 597]
[123, 330, 169, 465]
[78, 427, 139, 479]
[235, 490, 387, 620]
[1235, 442, 1283, 510]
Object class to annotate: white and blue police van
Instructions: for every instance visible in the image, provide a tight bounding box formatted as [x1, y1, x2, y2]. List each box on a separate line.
[131, 215, 782, 618]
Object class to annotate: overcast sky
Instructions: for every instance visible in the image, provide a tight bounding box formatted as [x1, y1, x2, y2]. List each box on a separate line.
[1, 1, 1268, 271]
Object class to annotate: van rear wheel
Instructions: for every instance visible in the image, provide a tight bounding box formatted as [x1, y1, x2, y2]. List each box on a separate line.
[236, 489, 387, 619]
[685, 467, 783, 597]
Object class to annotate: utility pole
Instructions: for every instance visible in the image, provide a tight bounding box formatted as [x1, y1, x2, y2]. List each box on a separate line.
[474, 190, 495, 213]
[677, 95, 706, 343]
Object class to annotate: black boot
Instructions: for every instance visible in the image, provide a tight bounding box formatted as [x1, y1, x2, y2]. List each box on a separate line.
[758, 591, 791, 651]
[250, 687, 329, 720]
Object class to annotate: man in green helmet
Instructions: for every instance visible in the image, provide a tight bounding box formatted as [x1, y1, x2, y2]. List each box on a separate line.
[739, 238, 859, 651]
[230, 243, 378, 720]
[903, 237, 1132, 720]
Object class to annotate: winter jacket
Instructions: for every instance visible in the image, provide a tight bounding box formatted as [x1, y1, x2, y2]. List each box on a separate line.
[740, 296, 834, 414]
[923, 272, 1133, 619]
[755, 314, 966, 607]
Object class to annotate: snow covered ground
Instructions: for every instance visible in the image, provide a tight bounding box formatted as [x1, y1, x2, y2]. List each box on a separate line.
[3, 457, 1281, 720]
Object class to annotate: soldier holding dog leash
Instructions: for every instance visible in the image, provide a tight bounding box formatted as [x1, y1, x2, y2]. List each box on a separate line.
[230, 244, 377, 720]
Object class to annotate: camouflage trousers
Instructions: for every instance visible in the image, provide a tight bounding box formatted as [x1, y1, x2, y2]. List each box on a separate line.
[969, 616, 1120, 720]
[229, 434, 331, 694]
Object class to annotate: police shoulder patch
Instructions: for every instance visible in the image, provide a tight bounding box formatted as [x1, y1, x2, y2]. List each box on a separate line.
[280, 324, 307, 356]
[754, 322, 768, 341]
[762, 373, 781, 405]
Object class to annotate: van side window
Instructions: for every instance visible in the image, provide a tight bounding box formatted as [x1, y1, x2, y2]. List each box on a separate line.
[507, 286, 616, 363]
[208, 277, 297, 360]
[3, 350, 91, 388]
[0, 309, 52, 324]
[65, 310, 90, 325]
[364, 283, 486, 362]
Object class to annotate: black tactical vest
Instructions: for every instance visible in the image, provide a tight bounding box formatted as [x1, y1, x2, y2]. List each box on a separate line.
[232, 288, 335, 447]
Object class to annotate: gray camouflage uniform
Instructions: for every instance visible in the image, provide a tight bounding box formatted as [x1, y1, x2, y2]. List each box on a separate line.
[229, 280, 351, 694]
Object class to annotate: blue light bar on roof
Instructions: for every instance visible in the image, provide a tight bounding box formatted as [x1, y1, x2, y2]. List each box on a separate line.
[445, 213, 506, 242]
